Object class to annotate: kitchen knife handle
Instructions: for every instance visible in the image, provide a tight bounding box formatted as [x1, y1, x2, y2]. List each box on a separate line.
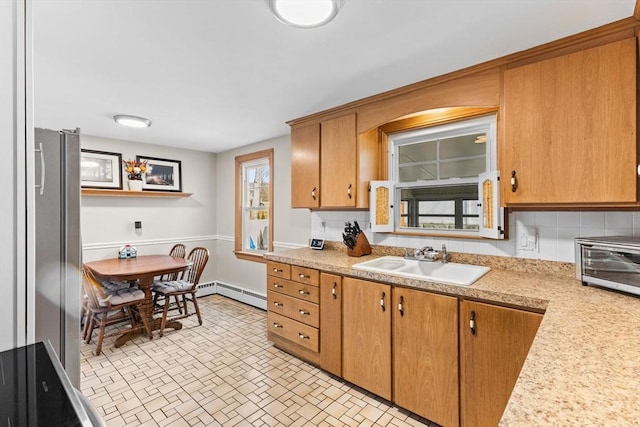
[311, 186, 316, 200]
[347, 183, 352, 199]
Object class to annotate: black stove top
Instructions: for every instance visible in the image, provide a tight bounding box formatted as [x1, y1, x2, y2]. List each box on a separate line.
[0, 341, 91, 427]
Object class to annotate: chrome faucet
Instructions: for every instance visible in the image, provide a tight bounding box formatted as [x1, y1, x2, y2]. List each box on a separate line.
[441, 244, 448, 264]
[416, 246, 438, 261]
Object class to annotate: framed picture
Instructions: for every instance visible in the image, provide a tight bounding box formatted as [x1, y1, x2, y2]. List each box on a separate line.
[136, 155, 182, 192]
[80, 149, 123, 189]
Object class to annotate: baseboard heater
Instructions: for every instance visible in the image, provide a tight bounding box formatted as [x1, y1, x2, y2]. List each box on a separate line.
[196, 281, 267, 311]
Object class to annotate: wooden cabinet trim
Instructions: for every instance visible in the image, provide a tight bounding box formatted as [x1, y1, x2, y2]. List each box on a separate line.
[286, 17, 638, 129]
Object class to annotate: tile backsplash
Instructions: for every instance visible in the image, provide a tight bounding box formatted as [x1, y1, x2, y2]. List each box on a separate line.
[311, 211, 640, 263]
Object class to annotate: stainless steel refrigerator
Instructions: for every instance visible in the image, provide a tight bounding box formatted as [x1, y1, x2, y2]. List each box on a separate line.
[34, 128, 81, 387]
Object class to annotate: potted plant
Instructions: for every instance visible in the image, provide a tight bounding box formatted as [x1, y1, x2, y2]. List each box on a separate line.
[123, 159, 150, 191]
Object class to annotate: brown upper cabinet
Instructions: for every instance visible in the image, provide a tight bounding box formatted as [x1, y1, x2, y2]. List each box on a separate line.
[291, 113, 379, 209]
[290, 123, 320, 208]
[501, 37, 637, 205]
[289, 19, 640, 210]
[320, 114, 358, 207]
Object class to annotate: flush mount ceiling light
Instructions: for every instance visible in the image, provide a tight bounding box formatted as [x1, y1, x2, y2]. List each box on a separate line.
[268, 0, 344, 28]
[113, 114, 152, 128]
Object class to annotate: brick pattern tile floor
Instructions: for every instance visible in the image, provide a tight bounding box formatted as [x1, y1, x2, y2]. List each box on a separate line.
[81, 295, 437, 427]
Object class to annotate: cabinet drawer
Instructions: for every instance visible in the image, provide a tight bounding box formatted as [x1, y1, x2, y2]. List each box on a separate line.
[267, 276, 320, 304]
[291, 265, 319, 287]
[267, 311, 319, 352]
[267, 290, 319, 328]
[267, 262, 291, 280]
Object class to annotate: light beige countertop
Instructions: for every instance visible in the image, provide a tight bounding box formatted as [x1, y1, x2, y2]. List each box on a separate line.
[264, 245, 640, 426]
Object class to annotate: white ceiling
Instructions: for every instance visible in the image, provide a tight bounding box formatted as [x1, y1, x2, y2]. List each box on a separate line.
[33, 0, 635, 153]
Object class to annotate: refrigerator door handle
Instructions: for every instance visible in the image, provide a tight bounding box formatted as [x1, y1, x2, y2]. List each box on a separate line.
[35, 142, 45, 195]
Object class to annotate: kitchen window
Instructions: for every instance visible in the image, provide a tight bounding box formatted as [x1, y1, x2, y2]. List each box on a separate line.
[371, 114, 503, 238]
[235, 149, 273, 261]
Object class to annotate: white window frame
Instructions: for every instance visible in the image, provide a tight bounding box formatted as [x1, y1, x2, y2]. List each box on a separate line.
[371, 115, 503, 238]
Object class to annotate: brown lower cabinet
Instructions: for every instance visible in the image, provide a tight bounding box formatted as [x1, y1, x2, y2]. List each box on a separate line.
[393, 288, 459, 427]
[459, 300, 543, 427]
[267, 263, 543, 427]
[342, 277, 392, 400]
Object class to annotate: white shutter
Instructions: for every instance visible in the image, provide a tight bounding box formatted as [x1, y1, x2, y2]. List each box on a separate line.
[478, 171, 504, 239]
[369, 181, 394, 232]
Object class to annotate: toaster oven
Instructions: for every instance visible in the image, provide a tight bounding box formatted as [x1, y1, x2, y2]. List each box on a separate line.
[575, 236, 640, 297]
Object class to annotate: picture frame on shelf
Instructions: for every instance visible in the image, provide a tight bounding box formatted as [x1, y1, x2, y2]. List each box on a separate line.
[136, 155, 182, 192]
[80, 149, 123, 189]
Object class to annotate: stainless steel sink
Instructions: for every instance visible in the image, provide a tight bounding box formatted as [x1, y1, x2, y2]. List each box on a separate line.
[352, 256, 490, 286]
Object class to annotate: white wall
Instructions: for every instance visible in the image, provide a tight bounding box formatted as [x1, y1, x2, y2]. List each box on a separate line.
[311, 210, 640, 263]
[215, 134, 310, 294]
[81, 135, 218, 282]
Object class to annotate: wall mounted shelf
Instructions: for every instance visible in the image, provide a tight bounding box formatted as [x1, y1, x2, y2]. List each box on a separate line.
[81, 189, 192, 198]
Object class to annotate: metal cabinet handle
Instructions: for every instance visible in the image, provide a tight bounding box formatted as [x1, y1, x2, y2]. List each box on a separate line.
[398, 296, 404, 317]
[299, 310, 309, 316]
[273, 283, 283, 288]
[298, 333, 309, 340]
[273, 301, 283, 307]
[380, 291, 386, 312]
[273, 322, 283, 328]
[35, 142, 45, 195]
[299, 289, 310, 295]
[332, 282, 337, 299]
[511, 170, 517, 192]
[347, 183, 352, 199]
[299, 273, 310, 279]
[311, 186, 317, 200]
[273, 267, 283, 273]
[470, 310, 476, 335]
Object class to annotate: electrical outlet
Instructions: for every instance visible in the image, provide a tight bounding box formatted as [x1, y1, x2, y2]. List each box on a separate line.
[516, 223, 538, 252]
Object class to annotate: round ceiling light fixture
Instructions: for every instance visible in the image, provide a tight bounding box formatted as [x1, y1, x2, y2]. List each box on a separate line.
[113, 114, 152, 128]
[268, 0, 344, 28]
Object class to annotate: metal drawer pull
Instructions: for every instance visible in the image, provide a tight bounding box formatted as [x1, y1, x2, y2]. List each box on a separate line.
[299, 289, 310, 295]
[380, 291, 386, 312]
[273, 283, 283, 288]
[311, 186, 317, 200]
[332, 283, 337, 299]
[299, 273, 310, 279]
[273, 302, 283, 307]
[273, 267, 283, 273]
[470, 310, 476, 335]
[299, 310, 310, 315]
[273, 322, 283, 328]
[298, 333, 309, 340]
[347, 183, 352, 199]
[398, 296, 404, 317]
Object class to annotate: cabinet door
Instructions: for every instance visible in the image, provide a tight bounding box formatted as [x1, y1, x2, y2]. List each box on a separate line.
[320, 273, 342, 376]
[393, 289, 459, 427]
[460, 301, 542, 427]
[342, 277, 391, 400]
[321, 114, 357, 207]
[501, 37, 636, 204]
[291, 123, 320, 208]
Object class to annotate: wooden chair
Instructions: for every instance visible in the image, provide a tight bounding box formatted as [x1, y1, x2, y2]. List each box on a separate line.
[82, 265, 146, 355]
[151, 247, 209, 336]
[154, 243, 187, 313]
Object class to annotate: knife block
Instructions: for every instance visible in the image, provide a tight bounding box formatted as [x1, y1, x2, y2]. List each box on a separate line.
[347, 233, 372, 257]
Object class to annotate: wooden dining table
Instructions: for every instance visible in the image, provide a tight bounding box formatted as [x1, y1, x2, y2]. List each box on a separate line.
[84, 255, 192, 347]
